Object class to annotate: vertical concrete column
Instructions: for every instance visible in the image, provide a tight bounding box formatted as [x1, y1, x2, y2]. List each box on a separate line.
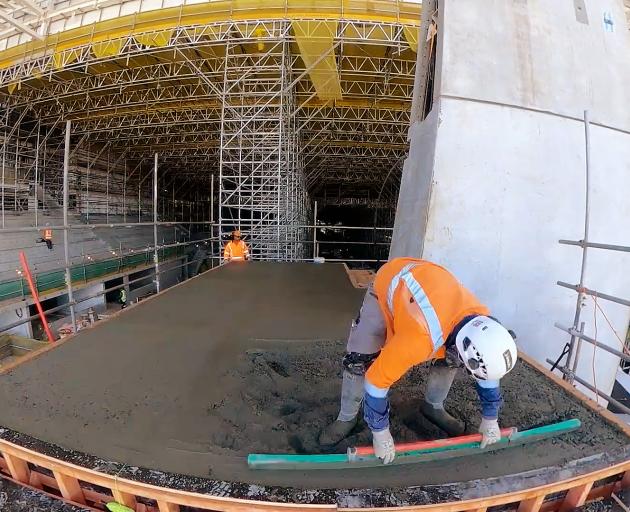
[392, 0, 630, 398]
[123, 274, 130, 298]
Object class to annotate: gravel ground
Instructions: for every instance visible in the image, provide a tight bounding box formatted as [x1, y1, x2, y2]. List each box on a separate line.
[0, 477, 90, 511]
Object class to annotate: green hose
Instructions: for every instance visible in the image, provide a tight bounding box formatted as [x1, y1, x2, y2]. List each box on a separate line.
[248, 418, 581, 470]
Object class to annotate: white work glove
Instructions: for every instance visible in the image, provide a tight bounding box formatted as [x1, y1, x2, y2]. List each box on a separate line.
[372, 428, 396, 465]
[479, 417, 501, 449]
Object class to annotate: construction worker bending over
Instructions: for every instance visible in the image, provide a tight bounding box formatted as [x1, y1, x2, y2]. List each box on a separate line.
[223, 230, 250, 262]
[319, 257, 517, 464]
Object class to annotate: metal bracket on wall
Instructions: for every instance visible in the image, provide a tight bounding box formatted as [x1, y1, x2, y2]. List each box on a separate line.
[574, 0, 589, 25]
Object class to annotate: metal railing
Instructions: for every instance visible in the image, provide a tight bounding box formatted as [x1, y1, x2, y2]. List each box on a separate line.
[0, 122, 393, 338]
[216, 223, 392, 265]
[0, 219, 392, 337]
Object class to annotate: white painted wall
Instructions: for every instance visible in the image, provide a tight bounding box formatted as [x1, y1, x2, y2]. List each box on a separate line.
[617, 368, 630, 394]
[392, 0, 630, 398]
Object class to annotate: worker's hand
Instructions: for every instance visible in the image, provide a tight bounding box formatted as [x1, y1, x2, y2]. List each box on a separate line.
[372, 428, 395, 464]
[479, 417, 501, 448]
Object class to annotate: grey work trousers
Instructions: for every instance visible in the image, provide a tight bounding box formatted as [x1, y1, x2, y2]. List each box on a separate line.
[337, 285, 458, 422]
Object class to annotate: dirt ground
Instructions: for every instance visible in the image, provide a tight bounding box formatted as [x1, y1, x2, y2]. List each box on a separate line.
[0, 262, 627, 493]
[0, 478, 89, 512]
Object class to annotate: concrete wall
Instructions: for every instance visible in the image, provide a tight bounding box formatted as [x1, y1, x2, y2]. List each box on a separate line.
[0, 305, 32, 337]
[72, 283, 106, 314]
[439, 0, 630, 131]
[391, 107, 439, 256]
[392, 0, 630, 398]
[128, 274, 156, 303]
[158, 257, 185, 291]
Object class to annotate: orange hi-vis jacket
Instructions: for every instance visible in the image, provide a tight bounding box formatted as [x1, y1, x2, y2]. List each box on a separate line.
[223, 240, 249, 261]
[43, 229, 52, 240]
[365, 258, 489, 396]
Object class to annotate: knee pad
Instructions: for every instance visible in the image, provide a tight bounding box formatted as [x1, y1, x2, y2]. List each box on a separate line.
[443, 344, 465, 369]
[342, 351, 380, 376]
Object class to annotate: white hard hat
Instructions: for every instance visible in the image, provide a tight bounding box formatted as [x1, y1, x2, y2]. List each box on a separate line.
[455, 316, 517, 381]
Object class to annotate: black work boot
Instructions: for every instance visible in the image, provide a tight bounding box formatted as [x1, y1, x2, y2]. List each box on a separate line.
[420, 401, 465, 437]
[318, 417, 358, 447]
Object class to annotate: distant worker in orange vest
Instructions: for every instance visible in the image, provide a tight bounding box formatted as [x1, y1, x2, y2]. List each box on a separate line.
[38, 223, 54, 250]
[223, 230, 250, 262]
[319, 258, 517, 464]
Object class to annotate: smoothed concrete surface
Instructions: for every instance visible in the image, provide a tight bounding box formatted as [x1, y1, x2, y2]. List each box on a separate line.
[0, 262, 627, 492]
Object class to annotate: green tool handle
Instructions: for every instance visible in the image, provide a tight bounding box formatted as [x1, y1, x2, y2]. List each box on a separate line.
[247, 418, 581, 471]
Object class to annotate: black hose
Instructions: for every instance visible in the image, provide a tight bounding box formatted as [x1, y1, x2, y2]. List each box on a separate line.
[550, 343, 570, 372]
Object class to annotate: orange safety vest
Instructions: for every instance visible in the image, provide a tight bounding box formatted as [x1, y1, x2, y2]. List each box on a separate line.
[223, 240, 249, 261]
[365, 258, 489, 393]
[43, 229, 52, 240]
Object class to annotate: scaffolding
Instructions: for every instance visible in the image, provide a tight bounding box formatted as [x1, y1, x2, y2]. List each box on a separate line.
[546, 111, 630, 414]
[0, 113, 63, 225]
[0, 113, 159, 228]
[0, 0, 419, 261]
[218, 21, 308, 260]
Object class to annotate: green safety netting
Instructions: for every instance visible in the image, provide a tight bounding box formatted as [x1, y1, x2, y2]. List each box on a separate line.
[0, 247, 185, 303]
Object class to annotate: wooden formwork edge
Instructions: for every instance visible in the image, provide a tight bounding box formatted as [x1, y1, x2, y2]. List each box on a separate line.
[343, 264, 375, 289]
[343, 263, 359, 288]
[0, 434, 628, 512]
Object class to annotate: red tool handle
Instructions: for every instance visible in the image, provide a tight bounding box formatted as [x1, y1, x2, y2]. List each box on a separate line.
[349, 427, 517, 456]
[19, 251, 55, 343]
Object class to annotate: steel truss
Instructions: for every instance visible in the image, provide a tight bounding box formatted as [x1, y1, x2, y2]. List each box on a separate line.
[6, 56, 413, 113]
[0, 10, 418, 259]
[0, 19, 413, 87]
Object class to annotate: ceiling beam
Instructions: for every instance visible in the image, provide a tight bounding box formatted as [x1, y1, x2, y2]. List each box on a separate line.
[0, 9, 42, 39]
[13, 0, 45, 16]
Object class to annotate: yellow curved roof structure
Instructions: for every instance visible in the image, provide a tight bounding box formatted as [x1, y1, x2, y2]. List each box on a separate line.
[0, 0, 420, 217]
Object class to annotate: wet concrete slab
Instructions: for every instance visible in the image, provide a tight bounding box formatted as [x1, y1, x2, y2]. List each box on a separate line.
[0, 262, 627, 494]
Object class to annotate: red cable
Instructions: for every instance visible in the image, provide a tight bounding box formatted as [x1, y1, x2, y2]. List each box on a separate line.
[349, 427, 517, 457]
[19, 251, 55, 343]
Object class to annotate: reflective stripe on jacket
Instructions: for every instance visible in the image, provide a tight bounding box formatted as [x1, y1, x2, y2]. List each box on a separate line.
[223, 240, 249, 261]
[43, 229, 52, 240]
[365, 258, 489, 394]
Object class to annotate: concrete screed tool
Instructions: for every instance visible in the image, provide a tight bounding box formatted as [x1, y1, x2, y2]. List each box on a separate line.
[248, 418, 581, 470]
